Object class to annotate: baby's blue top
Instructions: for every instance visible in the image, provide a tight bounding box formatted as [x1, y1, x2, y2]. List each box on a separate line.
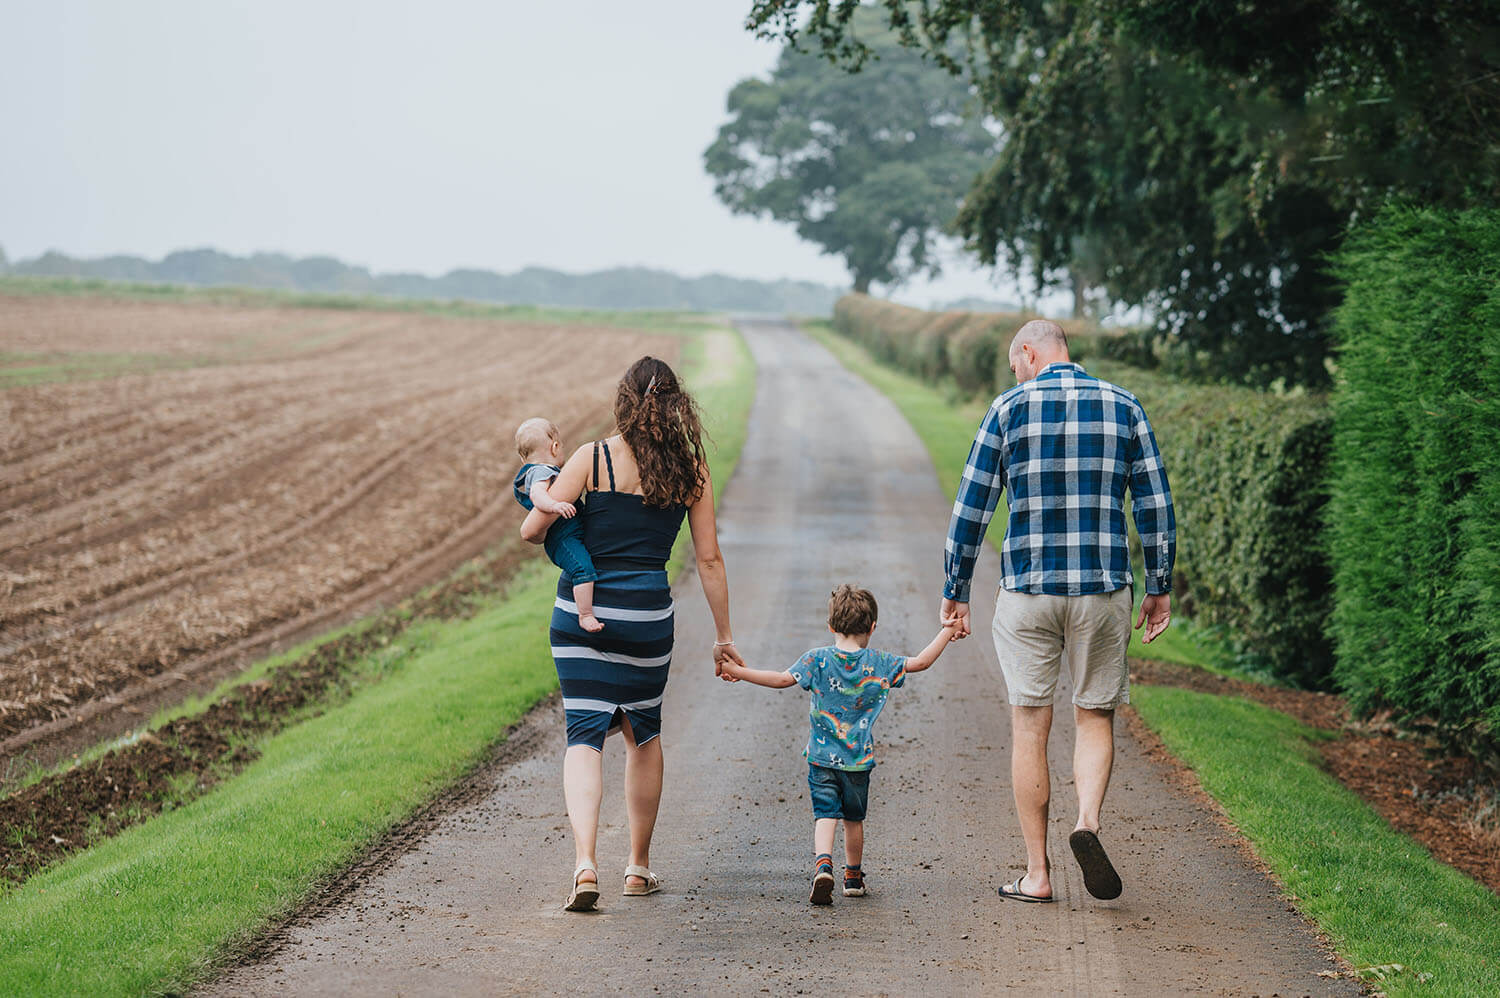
[513, 462, 560, 511]
[789, 646, 907, 771]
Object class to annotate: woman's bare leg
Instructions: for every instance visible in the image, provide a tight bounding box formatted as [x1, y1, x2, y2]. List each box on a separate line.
[621, 715, 663, 887]
[562, 744, 602, 885]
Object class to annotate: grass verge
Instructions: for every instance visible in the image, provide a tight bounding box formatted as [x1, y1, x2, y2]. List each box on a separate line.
[806, 315, 1500, 994]
[0, 317, 755, 996]
[1133, 687, 1500, 995]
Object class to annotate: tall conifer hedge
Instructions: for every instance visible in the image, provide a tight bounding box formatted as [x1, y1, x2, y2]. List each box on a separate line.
[1329, 204, 1500, 748]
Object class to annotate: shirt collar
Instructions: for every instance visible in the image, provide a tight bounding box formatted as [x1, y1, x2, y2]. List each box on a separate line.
[1036, 361, 1086, 379]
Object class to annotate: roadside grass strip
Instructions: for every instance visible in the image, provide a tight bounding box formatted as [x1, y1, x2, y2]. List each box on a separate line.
[0, 319, 754, 996]
[0, 580, 555, 995]
[1132, 687, 1500, 995]
[801, 319, 1221, 668]
[806, 316, 1500, 993]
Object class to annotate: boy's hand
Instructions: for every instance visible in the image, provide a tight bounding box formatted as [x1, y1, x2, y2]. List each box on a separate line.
[714, 641, 745, 681]
[553, 500, 577, 519]
[940, 598, 971, 638]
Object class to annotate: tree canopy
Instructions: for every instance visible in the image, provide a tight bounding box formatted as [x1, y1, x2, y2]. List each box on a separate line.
[746, 0, 1500, 386]
[705, 10, 996, 293]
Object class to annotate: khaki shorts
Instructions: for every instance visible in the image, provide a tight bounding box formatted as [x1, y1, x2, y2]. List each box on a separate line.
[991, 586, 1132, 709]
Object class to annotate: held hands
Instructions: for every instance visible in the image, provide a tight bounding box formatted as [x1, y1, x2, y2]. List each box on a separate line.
[714, 640, 746, 682]
[1136, 593, 1172, 643]
[940, 598, 971, 639]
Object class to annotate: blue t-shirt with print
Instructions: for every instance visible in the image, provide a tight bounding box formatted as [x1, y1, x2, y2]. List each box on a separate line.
[789, 646, 907, 772]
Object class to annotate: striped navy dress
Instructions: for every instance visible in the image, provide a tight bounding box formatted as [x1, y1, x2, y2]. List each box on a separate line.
[550, 441, 687, 749]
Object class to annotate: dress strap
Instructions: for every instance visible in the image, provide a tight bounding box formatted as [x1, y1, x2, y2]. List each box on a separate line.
[591, 441, 600, 493]
[601, 440, 618, 491]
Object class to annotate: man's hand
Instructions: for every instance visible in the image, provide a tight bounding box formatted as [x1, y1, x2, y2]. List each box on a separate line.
[714, 641, 745, 681]
[940, 598, 971, 639]
[1135, 593, 1172, 644]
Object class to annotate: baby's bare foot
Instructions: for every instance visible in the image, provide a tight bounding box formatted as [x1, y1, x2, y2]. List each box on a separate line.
[579, 613, 605, 633]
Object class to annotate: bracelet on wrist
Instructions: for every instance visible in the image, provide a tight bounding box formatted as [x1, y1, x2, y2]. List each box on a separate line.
[714, 639, 734, 647]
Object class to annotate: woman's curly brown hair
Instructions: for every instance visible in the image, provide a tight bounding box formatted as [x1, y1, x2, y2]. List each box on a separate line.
[614, 356, 708, 508]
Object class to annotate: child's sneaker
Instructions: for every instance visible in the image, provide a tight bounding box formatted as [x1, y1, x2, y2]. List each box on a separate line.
[810, 854, 835, 905]
[843, 864, 866, 897]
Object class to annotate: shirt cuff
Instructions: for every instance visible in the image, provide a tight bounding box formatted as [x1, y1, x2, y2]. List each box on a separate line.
[1145, 576, 1172, 596]
[943, 577, 972, 603]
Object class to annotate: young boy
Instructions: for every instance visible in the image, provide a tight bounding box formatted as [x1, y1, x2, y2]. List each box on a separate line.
[722, 584, 957, 904]
[512, 417, 602, 633]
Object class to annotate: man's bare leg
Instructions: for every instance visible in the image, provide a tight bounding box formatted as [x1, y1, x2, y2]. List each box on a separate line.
[1072, 705, 1115, 833]
[1011, 704, 1054, 898]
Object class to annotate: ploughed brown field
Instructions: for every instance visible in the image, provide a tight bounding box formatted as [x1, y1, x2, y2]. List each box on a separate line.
[0, 293, 675, 747]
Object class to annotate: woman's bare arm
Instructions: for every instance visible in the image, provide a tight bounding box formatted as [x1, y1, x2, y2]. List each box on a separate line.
[687, 463, 744, 675]
[519, 444, 593, 544]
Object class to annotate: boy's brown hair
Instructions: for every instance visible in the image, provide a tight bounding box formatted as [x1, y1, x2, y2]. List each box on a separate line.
[827, 584, 878, 636]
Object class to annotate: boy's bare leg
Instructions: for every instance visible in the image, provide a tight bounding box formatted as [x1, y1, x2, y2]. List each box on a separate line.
[1011, 704, 1054, 898]
[574, 581, 604, 633]
[843, 820, 863, 868]
[1072, 706, 1115, 833]
[814, 818, 838, 858]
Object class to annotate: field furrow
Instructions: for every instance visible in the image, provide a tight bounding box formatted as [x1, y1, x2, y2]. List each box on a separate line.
[0, 294, 676, 747]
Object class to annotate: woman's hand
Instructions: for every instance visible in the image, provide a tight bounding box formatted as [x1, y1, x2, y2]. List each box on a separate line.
[714, 641, 745, 681]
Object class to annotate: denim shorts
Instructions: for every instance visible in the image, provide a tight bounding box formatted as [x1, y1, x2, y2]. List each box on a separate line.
[808, 763, 870, 821]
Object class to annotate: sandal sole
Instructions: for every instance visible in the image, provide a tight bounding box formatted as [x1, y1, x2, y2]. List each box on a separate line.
[1069, 829, 1123, 900]
[564, 885, 600, 911]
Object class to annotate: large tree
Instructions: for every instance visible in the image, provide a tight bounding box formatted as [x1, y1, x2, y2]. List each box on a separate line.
[705, 10, 996, 293]
[747, 0, 1500, 386]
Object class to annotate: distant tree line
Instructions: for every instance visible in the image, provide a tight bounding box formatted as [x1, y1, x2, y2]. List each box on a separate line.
[0, 246, 845, 315]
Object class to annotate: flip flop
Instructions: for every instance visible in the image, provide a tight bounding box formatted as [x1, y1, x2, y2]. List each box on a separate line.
[1069, 829, 1123, 900]
[997, 875, 1054, 903]
[565, 863, 600, 912]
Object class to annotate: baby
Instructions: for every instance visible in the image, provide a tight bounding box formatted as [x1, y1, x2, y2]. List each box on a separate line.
[512, 417, 602, 633]
[722, 584, 956, 904]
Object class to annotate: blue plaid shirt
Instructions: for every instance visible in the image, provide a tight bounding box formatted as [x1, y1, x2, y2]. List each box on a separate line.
[943, 362, 1175, 601]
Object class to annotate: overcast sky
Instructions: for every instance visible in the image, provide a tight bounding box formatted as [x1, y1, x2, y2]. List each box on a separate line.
[1, 0, 1057, 309]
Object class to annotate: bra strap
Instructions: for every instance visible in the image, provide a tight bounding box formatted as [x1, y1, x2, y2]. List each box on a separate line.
[601, 440, 617, 491]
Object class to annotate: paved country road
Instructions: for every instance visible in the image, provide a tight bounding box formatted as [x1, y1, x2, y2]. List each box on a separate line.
[207, 320, 1354, 996]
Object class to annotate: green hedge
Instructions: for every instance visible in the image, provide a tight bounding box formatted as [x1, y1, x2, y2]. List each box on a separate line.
[832, 293, 1103, 397]
[1095, 362, 1334, 686]
[1329, 204, 1500, 750]
[831, 293, 1335, 686]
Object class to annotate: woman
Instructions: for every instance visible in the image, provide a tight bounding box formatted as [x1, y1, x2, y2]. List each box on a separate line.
[520, 356, 744, 911]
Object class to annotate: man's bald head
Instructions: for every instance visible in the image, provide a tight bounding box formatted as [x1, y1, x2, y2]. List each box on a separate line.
[1007, 319, 1071, 383]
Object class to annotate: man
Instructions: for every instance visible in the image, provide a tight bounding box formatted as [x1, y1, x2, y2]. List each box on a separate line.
[941, 319, 1175, 903]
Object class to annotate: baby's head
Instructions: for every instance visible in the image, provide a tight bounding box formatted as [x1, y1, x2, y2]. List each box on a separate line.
[828, 584, 878, 642]
[515, 417, 564, 464]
